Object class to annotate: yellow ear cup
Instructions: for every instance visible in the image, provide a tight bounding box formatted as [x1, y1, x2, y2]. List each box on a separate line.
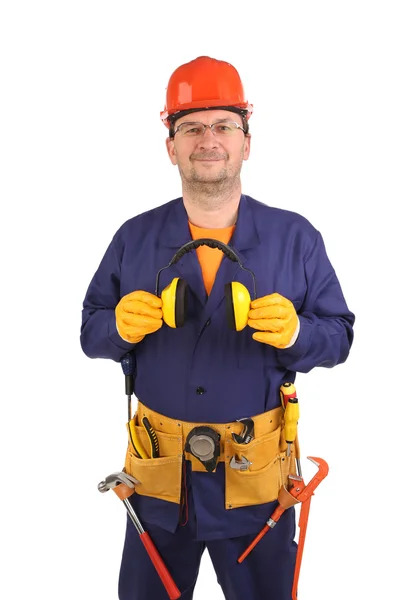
[161, 277, 188, 328]
[224, 281, 251, 331]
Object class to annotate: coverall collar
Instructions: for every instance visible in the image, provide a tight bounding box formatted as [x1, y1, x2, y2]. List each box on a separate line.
[160, 194, 261, 255]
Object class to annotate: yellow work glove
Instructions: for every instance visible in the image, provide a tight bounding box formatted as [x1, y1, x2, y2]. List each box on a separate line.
[115, 290, 163, 344]
[247, 293, 299, 349]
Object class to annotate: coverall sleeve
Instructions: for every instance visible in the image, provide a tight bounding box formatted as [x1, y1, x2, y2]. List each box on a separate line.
[276, 231, 355, 373]
[80, 235, 135, 362]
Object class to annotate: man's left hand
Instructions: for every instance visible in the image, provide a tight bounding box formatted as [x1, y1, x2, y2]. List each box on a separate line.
[247, 293, 300, 349]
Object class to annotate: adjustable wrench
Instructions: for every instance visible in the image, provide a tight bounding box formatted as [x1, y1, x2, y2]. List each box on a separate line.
[237, 456, 329, 600]
[291, 457, 329, 600]
[229, 456, 252, 470]
[232, 418, 254, 444]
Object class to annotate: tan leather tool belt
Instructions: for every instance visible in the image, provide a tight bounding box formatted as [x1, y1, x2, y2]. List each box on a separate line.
[124, 401, 297, 510]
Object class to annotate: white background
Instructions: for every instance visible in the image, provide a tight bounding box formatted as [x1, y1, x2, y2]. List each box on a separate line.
[1, 1, 399, 599]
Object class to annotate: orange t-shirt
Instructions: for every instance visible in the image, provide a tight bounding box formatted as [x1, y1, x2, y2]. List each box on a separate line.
[188, 221, 236, 295]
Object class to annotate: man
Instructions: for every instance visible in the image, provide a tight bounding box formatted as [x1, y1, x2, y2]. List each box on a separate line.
[80, 56, 355, 600]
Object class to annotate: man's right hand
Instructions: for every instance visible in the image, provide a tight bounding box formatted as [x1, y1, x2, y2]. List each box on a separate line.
[115, 290, 163, 344]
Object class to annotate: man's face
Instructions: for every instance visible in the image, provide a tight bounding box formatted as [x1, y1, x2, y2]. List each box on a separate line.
[165, 110, 251, 186]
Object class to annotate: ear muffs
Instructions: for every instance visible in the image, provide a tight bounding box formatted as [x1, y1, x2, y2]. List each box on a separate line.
[162, 278, 250, 330]
[156, 238, 257, 331]
[224, 281, 251, 331]
[161, 277, 188, 328]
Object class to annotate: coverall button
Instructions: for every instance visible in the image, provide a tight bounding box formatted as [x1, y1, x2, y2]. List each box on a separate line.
[196, 387, 206, 395]
[205, 319, 211, 326]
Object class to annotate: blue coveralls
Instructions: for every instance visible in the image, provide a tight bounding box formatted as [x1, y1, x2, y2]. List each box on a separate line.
[80, 195, 355, 599]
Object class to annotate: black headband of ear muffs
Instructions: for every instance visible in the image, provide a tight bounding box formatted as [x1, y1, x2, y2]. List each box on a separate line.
[155, 238, 257, 298]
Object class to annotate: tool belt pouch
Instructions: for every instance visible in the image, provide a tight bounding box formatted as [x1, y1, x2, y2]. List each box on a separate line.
[123, 403, 298, 510]
[225, 411, 298, 510]
[123, 413, 183, 504]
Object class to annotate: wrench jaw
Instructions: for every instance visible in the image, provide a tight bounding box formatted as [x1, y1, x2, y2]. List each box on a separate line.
[231, 418, 255, 445]
[229, 456, 252, 471]
[295, 456, 329, 501]
[306, 456, 329, 476]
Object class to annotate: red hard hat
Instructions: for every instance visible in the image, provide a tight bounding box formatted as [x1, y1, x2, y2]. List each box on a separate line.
[160, 56, 253, 127]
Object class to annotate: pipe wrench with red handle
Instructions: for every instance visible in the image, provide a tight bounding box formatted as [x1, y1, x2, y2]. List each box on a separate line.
[237, 457, 329, 600]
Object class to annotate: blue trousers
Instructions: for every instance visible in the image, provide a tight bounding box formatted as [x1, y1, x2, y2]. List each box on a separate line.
[118, 496, 297, 600]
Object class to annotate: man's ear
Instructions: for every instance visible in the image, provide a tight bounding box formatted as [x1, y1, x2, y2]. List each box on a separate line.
[166, 137, 178, 165]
